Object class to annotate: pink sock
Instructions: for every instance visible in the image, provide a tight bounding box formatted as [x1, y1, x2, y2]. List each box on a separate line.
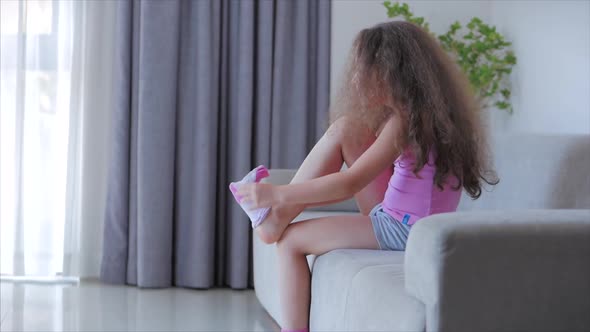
[281, 329, 308, 332]
[229, 165, 271, 228]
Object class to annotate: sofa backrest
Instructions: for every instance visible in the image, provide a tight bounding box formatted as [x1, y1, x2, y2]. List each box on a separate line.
[458, 134, 590, 211]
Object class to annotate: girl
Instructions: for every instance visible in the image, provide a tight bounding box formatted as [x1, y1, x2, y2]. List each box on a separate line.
[233, 21, 496, 332]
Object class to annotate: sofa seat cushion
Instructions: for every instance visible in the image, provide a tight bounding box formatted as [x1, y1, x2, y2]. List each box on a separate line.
[310, 249, 425, 332]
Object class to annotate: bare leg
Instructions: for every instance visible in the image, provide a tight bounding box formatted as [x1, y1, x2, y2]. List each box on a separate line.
[254, 123, 344, 244]
[277, 214, 379, 330]
[255, 117, 393, 244]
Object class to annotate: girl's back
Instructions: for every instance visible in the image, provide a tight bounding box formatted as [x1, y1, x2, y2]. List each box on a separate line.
[382, 148, 461, 225]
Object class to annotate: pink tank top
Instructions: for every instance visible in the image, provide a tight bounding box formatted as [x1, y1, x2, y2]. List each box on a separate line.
[381, 148, 461, 225]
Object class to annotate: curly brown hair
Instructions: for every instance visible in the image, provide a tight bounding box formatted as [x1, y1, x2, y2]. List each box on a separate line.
[331, 21, 497, 199]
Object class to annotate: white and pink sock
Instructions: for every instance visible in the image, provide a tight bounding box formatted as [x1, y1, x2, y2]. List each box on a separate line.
[229, 165, 271, 228]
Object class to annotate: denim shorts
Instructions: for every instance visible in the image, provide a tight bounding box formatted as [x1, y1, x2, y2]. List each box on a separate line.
[369, 204, 411, 251]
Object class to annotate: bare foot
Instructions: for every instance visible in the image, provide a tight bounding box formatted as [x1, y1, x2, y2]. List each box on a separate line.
[255, 204, 304, 244]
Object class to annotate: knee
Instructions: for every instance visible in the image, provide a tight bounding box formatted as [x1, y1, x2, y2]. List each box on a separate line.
[328, 116, 372, 155]
[326, 115, 351, 139]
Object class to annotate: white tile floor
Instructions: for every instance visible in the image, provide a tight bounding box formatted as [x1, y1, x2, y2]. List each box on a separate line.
[0, 280, 279, 332]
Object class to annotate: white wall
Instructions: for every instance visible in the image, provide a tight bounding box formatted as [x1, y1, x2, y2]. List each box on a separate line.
[331, 0, 590, 135]
[489, 1, 590, 134]
[331, 0, 491, 95]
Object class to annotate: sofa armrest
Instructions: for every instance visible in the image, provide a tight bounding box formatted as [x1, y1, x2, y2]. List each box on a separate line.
[263, 169, 358, 212]
[405, 209, 590, 332]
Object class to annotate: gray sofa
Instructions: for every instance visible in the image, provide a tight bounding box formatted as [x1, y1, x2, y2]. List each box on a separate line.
[254, 134, 590, 332]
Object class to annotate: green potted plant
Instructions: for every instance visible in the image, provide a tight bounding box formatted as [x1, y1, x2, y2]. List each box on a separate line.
[384, 1, 517, 113]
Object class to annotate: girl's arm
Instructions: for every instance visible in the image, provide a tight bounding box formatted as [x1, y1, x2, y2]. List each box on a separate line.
[274, 115, 403, 206]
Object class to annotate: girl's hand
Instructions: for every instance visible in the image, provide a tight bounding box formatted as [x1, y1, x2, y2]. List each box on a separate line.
[236, 183, 278, 209]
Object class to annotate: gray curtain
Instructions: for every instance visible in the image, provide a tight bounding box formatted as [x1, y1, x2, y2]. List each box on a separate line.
[100, 0, 331, 288]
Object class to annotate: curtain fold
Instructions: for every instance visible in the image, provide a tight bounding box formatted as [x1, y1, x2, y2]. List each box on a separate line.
[101, 0, 331, 288]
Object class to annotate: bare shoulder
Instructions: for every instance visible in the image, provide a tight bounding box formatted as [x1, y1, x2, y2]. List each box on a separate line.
[376, 113, 405, 140]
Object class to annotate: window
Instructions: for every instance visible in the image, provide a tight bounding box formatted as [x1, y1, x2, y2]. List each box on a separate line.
[1, 0, 73, 276]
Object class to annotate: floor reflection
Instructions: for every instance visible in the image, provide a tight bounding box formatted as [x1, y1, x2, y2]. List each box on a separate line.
[0, 281, 279, 331]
